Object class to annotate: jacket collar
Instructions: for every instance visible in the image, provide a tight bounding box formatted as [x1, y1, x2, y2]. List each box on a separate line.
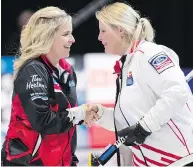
[124, 40, 144, 66]
[40, 55, 72, 77]
[113, 40, 144, 75]
[40, 55, 57, 73]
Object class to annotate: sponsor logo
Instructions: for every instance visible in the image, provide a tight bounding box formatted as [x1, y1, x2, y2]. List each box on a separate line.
[69, 80, 75, 87]
[152, 55, 167, 66]
[149, 52, 175, 74]
[26, 75, 47, 90]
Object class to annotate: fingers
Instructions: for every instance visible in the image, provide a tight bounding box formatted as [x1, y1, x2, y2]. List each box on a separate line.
[92, 111, 99, 122]
[84, 119, 93, 127]
[84, 110, 99, 127]
[87, 104, 99, 113]
[88, 111, 98, 125]
[82, 104, 100, 127]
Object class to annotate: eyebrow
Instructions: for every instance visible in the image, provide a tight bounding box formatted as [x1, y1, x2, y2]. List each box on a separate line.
[63, 30, 72, 34]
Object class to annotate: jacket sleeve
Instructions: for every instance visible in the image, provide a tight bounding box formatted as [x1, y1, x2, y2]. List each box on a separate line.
[95, 104, 115, 131]
[138, 51, 190, 132]
[15, 63, 84, 135]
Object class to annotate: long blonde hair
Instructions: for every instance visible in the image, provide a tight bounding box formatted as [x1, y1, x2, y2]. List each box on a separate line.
[96, 2, 155, 51]
[13, 6, 71, 79]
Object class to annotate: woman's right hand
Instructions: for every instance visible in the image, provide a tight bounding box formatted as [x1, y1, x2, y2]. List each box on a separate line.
[83, 104, 100, 127]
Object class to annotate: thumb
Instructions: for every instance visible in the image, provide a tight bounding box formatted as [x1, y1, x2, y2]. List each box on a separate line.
[92, 111, 99, 121]
[87, 104, 98, 113]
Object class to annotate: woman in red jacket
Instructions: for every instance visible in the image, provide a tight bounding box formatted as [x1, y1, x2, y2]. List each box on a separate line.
[1, 6, 98, 166]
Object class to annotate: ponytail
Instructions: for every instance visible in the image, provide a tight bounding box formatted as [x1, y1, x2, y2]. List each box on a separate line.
[133, 17, 154, 41]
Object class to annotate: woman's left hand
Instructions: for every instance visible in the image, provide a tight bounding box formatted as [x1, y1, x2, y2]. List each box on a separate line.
[118, 123, 152, 146]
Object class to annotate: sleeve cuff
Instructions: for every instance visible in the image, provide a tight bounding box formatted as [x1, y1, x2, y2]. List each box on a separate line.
[139, 116, 161, 132]
[139, 119, 151, 132]
[66, 105, 86, 125]
[95, 104, 104, 119]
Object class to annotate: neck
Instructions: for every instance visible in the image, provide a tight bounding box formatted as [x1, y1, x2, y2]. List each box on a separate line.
[120, 40, 140, 56]
[45, 52, 59, 67]
[117, 44, 128, 56]
[118, 39, 133, 56]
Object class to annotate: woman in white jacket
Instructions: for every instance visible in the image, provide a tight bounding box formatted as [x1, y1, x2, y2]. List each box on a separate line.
[90, 2, 193, 166]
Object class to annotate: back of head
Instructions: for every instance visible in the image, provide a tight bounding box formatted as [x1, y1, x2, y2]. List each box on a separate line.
[14, 6, 71, 79]
[96, 2, 155, 50]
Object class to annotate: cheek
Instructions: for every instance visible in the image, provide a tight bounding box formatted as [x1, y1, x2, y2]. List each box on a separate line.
[52, 38, 64, 55]
[62, 37, 70, 46]
[59, 37, 66, 46]
[111, 33, 122, 46]
[62, 37, 69, 44]
[106, 31, 118, 43]
[56, 37, 68, 47]
[51, 40, 59, 51]
[106, 34, 117, 47]
[53, 38, 62, 48]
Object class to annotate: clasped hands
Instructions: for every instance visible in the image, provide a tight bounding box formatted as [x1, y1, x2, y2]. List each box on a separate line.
[81, 104, 151, 146]
[82, 104, 100, 127]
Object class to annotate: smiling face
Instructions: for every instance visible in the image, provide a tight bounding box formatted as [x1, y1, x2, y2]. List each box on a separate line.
[50, 20, 75, 60]
[98, 21, 129, 56]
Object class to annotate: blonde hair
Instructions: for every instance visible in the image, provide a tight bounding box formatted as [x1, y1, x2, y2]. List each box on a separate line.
[96, 2, 155, 50]
[13, 6, 71, 79]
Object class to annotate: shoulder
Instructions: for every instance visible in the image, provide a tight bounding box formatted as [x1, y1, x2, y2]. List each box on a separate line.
[137, 41, 163, 58]
[138, 41, 179, 62]
[21, 59, 48, 73]
[136, 41, 178, 74]
[16, 58, 49, 81]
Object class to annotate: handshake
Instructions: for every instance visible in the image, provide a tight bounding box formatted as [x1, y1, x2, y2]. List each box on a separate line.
[67, 103, 104, 126]
[82, 104, 101, 127]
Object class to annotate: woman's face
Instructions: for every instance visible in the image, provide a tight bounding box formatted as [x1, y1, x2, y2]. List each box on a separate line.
[50, 21, 75, 59]
[98, 21, 126, 55]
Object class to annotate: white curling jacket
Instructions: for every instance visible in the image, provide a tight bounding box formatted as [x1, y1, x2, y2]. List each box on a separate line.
[96, 41, 193, 166]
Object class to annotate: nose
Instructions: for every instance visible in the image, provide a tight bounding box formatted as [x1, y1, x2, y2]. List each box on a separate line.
[69, 34, 75, 44]
[98, 32, 102, 41]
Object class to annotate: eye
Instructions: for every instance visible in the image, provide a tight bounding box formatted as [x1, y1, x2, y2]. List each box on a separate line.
[62, 32, 72, 36]
[63, 33, 69, 36]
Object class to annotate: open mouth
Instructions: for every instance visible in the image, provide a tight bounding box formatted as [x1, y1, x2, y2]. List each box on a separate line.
[102, 42, 107, 46]
[64, 46, 70, 49]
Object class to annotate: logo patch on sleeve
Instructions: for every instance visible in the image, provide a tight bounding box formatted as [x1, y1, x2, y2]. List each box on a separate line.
[148, 52, 175, 74]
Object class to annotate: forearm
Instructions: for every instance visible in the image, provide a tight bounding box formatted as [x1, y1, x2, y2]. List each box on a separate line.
[40, 110, 74, 134]
[139, 85, 189, 132]
[95, 104, 115, 131]
[66, 105, 86, 125]
[21, 97, 85, 134]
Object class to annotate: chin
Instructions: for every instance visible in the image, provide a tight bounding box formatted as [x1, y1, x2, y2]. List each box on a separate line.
[104, 48, 110, 54]
[105, 48, 116, 55]
[62, 52, 70, 58]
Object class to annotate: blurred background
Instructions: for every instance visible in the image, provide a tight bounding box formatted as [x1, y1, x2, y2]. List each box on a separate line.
[1, 0, 193, 165]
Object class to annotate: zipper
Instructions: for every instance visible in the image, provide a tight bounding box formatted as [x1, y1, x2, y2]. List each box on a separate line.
[29, 134, 41, 163]
[118, 57, 148, 166]
[52, 71, 73, 166]
[117, 60, 130, 126]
